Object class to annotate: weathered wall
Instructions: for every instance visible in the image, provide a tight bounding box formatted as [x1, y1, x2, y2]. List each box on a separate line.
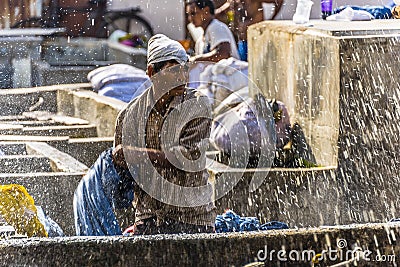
[248, 20, 400, 166]
[57, 86, 126, 137]
[209, 162, 400, 227]
[248, 20, 400, 226]
[0, 223, 399, 266]
[248, 21, 342, 166]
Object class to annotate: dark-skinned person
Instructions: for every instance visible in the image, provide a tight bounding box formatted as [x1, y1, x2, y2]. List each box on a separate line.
[112, 34, 216, 235]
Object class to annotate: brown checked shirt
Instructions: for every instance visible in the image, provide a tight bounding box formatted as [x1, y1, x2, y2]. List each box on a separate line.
[114, 87, 216, 227]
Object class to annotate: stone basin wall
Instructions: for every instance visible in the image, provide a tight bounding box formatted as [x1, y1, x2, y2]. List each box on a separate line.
[248, 20, 400, 225]
[0, 223, 399, 266]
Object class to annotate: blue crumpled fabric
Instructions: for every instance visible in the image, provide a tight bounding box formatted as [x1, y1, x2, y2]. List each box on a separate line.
[334, 3, 395, 19]
[215, 210, 289, 233]
[99, 81, 148, 103]
[36, 206, 65, 237]
[73, 148, 136, 236]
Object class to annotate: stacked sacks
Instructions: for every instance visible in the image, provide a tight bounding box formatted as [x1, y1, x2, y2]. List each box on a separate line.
[87, 64, 151, 103]
[195, 57, 248, 109]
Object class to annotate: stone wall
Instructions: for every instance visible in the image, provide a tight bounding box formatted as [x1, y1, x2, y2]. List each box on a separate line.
[57, 86, 126, 137]
[0, 84, 124, 235]
[248, 20, 400, 225]
[208, 160, 400, 227]
[0, 223, 399, 266]
[248, 20, 400, 167]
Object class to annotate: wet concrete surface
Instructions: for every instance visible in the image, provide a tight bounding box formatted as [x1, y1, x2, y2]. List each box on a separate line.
[0, 222, 399, 266]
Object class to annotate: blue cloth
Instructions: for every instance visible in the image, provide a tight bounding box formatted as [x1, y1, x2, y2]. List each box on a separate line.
[99, 82, 147, 103]
[238, 40, 248, 62]
[334, 5, 394, 19]
[36, 206, 65, 237]
[215, 210, 289, 233]
[73, 148, 135, 236]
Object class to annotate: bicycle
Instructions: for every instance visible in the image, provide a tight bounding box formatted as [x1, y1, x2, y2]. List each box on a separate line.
[11, 0, 154, 40]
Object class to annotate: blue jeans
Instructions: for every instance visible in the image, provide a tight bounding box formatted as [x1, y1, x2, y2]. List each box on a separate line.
[238, 40, 248, 62]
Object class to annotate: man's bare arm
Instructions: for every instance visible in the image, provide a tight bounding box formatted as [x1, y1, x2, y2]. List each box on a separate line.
[190, 42, 232, 62]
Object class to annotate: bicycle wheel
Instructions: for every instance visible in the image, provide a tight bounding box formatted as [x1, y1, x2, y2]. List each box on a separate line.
[97, 13, 154, 42]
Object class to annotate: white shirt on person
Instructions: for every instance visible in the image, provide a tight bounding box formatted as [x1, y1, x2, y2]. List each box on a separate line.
[197, 19, 240, 59]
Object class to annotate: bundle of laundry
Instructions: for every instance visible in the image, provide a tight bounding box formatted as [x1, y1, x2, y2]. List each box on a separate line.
[333, 2, 395, 20]
[194, 57, 248, 108]
[74, 148, 136, 236]
[215, 209, 289, 233]
[87, 64, 151, 103]
[210, 95, 276, 168]
[0, 184, 64, 238]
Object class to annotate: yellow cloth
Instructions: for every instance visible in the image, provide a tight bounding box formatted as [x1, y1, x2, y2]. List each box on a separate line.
[0, 184, 47, 237]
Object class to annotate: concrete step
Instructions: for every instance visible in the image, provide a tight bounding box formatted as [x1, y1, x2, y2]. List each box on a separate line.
[0, 124, 98, 138]
[0, 112, 90, 127]
[0, 142, 88, 235]
[26, 142, 88, 173]
[0, 155, 52, 173]
[54, 137, 114, 167]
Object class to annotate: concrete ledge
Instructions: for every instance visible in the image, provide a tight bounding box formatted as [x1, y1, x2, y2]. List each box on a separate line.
[0, 155, 52, 173]
[207, 158, 400, 227]
[32, 61, 101, 87]
[0, 84, 124, 138]
[0, 124, 98, 138]
[26, 142, 88, 173]
[106, 41, 147, 70]
[0, 87, 58, 115]
[0, 136, 70, 148]
[54, 137, 114, 167]
[57, 87, 126, 137]
[0, 223, 399, 266]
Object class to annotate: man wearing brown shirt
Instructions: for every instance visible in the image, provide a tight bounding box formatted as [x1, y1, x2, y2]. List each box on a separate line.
[113, 34, 216, 235]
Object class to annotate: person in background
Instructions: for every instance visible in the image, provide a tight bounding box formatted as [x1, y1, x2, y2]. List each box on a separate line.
[233, 0, 264, 61]
[215, 0, 283, 61]
[186, 0, 240, 62]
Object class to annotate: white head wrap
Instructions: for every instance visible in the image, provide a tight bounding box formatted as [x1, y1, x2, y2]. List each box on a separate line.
[147, 34, 188, 66]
